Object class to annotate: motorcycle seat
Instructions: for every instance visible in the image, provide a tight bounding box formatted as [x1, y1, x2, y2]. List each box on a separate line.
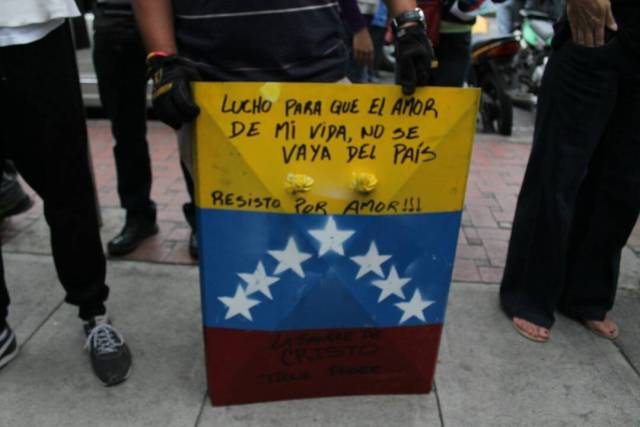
[471, 36, 518, 51]
[519, 9, 551, 20]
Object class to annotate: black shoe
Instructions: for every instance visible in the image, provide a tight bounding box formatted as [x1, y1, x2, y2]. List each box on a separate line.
[84, 315, 132, 386]
[107, 218, 158, 256]
[0, 324, 19, 370]
[189, 231, 198, 259]
[0, 173, 33, 220]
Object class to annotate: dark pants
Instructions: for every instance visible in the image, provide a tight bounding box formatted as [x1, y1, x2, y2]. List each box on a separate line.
[93, 12, 155, 221]
[500, 36, 640, 328]
[394, 31, 471, 88]
[370, 25, 387, 79]
[432, 32, 471, 88]
[0, 24, 109, 328]
[182, 161, 196, 230]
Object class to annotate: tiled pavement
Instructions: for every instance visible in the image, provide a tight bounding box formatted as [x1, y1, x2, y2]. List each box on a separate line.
[2, 118, 640, 288]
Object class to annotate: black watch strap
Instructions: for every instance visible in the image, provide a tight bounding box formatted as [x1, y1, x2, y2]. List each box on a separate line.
[392, 8, 426, 34]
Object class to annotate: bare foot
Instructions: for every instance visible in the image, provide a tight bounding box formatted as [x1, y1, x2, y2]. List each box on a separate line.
[585, 315, 619, 340]
[513, 317, 550, 342]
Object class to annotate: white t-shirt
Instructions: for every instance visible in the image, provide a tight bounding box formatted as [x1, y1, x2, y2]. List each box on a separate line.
[0, 0, 79, 47]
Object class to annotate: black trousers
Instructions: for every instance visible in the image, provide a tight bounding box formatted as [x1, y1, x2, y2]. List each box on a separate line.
[432, 31, 472, 88]
[500, 36, 640, 328]
[0, 24, 108, 328]
[93, 12, 155, 221]
[182, 162, 196, 230]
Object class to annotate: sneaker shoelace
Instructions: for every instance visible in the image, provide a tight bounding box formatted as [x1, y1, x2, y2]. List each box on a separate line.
[84, 323, 125, 354]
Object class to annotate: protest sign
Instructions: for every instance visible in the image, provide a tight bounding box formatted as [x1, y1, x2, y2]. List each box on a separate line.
[193, 82, 479, 406]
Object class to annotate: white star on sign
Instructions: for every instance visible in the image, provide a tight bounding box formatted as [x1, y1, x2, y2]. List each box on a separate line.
[308, 217, 355, 256]
[395, 289, 434, 324]
[218, 285, 261, 321]
[371, 266, 411, 302]
[350, 241, 391, 279]
[238, 261, 280, 300]
[268, 237, 312, 278]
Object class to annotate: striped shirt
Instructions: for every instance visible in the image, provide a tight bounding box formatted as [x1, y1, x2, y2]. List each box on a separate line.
[172, 0, 348, 82]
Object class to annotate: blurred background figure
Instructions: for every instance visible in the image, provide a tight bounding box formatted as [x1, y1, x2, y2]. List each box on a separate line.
[369, 1, 389, 82]
[435, 0, 507, 87]
[342, 0, 376, 83]
[0, 161, 33, 222]
[92, 0, 158, 256]
[497, 0, 565, 35]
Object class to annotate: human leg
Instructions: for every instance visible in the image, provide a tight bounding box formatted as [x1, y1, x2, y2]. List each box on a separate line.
[177, 123, 198, 259]
[500, 40, 619, 330]
[0, 246, 8, 333]
[369, 25, 386, 79]
[2, 25, 108, 320]
[0, 245, 18, 370]
[180, 161, 198, 259]
[93, 18, 157, 255]
[0, 161, 33, 220]
[559, 42, 640, 331]
[1, 24, 130, 383]
[432, 32, 471, 87]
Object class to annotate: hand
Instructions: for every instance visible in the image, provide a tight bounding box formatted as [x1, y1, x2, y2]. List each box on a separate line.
[353, 28, 374, 68]
[147, 54, 202, 130]
[394, 24, 435, 95]
[566, 0, 618, 47]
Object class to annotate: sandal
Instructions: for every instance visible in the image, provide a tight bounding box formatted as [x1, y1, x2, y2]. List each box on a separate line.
[583, 318, 619, 340]
[512, 317, 550, 343]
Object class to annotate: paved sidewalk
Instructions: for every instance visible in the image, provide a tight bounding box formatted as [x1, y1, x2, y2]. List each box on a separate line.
[0, 119, 639, 426]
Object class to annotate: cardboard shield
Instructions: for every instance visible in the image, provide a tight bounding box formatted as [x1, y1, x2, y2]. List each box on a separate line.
[193, 82, 479, 406]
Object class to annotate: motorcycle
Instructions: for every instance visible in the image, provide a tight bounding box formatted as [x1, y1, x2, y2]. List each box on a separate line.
[511, 9, 554, 103]
[469, 9, 555, 135]
[468, 35, 520, 135]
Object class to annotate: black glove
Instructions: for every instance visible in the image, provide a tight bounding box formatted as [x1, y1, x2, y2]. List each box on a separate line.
[147, 54, 202, 130]
[394, 25, 435, 95]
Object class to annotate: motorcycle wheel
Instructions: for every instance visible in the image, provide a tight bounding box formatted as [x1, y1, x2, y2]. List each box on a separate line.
[481, 74, 513, 136]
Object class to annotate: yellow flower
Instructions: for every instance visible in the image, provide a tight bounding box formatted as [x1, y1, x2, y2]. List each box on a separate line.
[285, 173, 314, 194]
[351, 172, 378, 194]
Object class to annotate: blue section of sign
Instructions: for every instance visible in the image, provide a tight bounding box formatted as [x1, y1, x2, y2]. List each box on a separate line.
[197, 209, 461, 331]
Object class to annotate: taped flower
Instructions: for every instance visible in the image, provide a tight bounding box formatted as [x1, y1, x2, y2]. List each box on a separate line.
[351, 172, 378, 194]
[285, 173, 314, 194]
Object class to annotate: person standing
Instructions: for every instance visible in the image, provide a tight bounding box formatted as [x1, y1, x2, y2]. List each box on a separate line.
[500, 0, 640, 342]
[0, 0, 132, 385]
[343, 0, 377, 83]
[130, 0, 435, 258]
[93, 0, 159, 256]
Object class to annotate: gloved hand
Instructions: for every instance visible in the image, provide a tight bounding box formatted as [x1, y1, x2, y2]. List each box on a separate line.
[394, 25, 435, 95]
[147, 54, 202, 130]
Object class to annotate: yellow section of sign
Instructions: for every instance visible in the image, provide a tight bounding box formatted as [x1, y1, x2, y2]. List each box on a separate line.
[193, 82, 479, 215]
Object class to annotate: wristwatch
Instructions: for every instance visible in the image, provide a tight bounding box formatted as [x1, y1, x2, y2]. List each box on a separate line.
[391, 8, 426, 35]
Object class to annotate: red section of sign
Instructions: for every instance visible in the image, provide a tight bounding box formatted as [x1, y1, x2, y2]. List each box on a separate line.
[204, 325, 443, 406]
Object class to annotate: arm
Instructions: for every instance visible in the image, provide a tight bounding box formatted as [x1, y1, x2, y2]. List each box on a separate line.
[566, 0, 617, 47]
[132, 0, 177, 53]
[384, 0, 433, 94]
[353, 27, 375, 67]
[132, 0, 200, 129]
[338, 0, 374, 67]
